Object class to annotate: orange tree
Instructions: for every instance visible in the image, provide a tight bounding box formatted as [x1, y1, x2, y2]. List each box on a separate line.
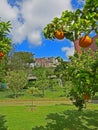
[65, 49, 98, 110]
[43, 0, 98, 110]
[0, 18, 12, 82]
[54, 48, 98, 111]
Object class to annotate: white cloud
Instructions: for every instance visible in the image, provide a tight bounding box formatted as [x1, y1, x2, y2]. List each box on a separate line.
[62, 42, 75, 58]
[0, 0, 19, 21]
[28, 30, 42, 46]
[0, 0, 73, 45]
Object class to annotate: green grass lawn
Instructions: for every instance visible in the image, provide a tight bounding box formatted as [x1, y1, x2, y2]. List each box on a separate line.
[0, 88, 98, 130]
[0, 87, 65, 100]
[0, 103, 98, 130]
[0, 88, 98, 100]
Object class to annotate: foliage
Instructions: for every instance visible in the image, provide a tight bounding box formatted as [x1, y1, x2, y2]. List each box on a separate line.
[27, 87, 39, 95]
[32, 108, 98, 130]
[43, 0, 98, 41]
[0, 114, 8, 130]
[27, 87, 40, 110]
[0, 18, 12, 54]
[12, 52, 34, 64]
[32, 67, 54, 77]
[31, 67, 56, 97]
[33, 79, 49, 97]
[5, 70, 28, 98]
[0, 18, 12, 82]
[8, 51, 34, 71]
[43, 0, 98, 110]
[49, 78, 59, 90]
[54, 60, 68, 86]
[60, 48, 98, 110]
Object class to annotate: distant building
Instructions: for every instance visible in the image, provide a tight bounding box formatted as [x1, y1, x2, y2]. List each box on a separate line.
[34, 57, 59, 67]
[74, 34, 98, 54]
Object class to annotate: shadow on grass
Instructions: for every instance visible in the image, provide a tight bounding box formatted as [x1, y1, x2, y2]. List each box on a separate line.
[32, 110, 98, 130]
[0, 114, 8, 130]
[55, 103, 72, 106]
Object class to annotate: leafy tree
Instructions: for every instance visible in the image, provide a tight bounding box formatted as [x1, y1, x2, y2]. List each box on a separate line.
[0, 114, 8, 130]
[0, 18, 12, 54]
[5, 70, 28, 98]
[43, 0, 98, 110]
[31, 67, 50, 97]
[49, 78, 59, 90]
[8, 51, 34, 71]
[66, 48, 98, 110]
[27, 87, 40, 111]
[0, 18, 12, 82]
[13, 52, 34, 64]
[43, 0, 98, 41]
[54, 60, 68, 86]
[54, 48, 98, 110]
[35, 71, 49, 97]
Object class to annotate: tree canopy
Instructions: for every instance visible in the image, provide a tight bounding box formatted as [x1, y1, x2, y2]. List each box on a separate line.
[43, 0, 98, 110]
[0, 18, 12, 82]
[0, 18, 12, 55]
[43, 0, 98, 41]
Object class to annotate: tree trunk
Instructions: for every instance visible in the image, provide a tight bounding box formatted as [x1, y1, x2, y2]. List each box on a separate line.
[84, 99, 87, 108]
[42, 88, 45, 97]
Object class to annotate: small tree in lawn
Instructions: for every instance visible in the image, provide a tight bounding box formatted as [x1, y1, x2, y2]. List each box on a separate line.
[27, 87, 39, 111]
[5, 70, 28, 98]
[34, 78, 49, 98]
[32, 67, 49, 97]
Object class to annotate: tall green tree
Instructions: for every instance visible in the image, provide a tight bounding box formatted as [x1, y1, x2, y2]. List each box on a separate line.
[8, 52, 34, 71]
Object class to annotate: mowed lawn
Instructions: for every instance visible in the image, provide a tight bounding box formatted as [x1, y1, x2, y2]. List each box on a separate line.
[0, 89, 98, 130]
[0, 102, 98, 130]
[0, 104, 73, 130]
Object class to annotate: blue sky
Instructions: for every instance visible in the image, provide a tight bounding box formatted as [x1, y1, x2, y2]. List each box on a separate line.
[0, 0, 85, 61]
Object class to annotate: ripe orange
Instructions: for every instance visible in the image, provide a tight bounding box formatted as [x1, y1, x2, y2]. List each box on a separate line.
[83, 94, 88, 100]
[79, 35, 93, 48]
[0, 52, 4, 58]
[83, 93, 91, 100]
[55, 30, 65, 40]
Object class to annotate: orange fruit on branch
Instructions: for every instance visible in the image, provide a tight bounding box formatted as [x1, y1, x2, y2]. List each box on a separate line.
[0, 52, 4, 58]
[55, 30, 65, 40]
[79, 35, 93, 48]
[83, 93, 91, 100]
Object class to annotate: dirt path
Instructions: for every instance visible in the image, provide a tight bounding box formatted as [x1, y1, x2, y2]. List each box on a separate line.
[0, 99, 72, 106]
